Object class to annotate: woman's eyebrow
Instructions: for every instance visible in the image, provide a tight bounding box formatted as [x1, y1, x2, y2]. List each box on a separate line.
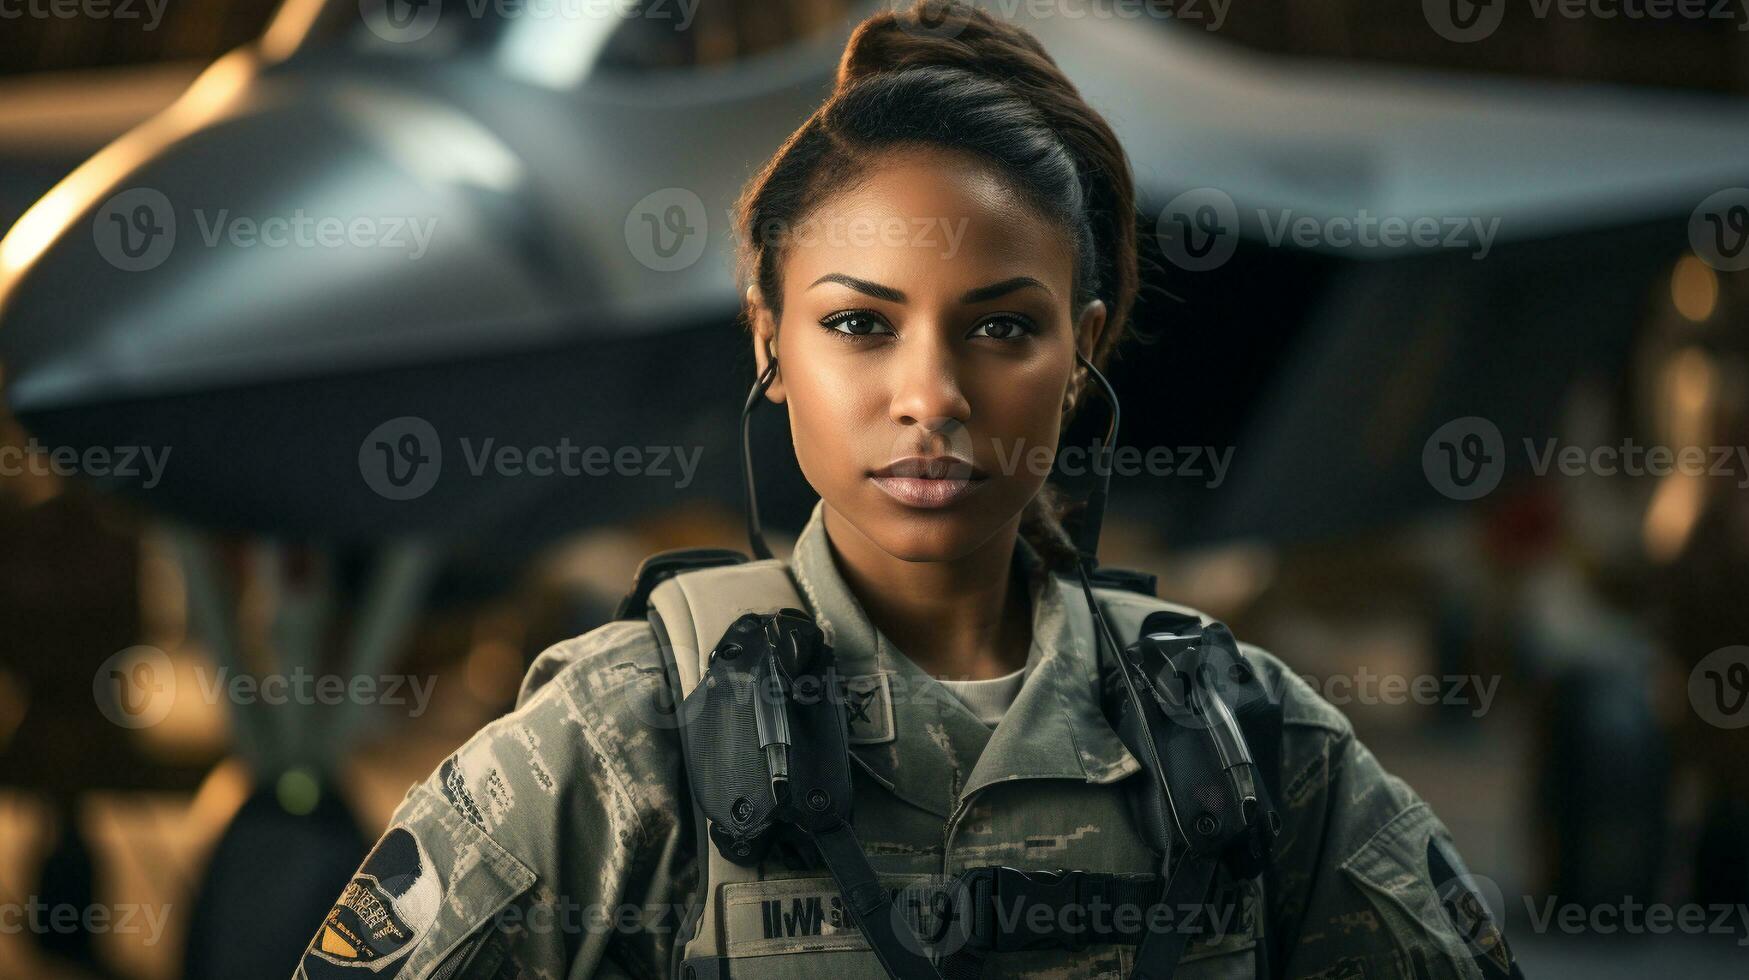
[808, 273, 905, 302]
[960, 276, 1051, 304]
[807, 273, 1052, 305]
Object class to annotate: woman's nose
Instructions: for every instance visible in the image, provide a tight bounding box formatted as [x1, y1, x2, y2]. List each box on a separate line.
[887, 333, 970, 428]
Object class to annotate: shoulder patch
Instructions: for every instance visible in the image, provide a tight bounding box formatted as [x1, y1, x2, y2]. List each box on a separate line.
[301, 827, 442, 979]
[1427, 836, 1521, 979]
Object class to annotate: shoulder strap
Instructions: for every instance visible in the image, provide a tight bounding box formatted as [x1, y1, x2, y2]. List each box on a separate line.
[642, 559, 803, 980]
[615, 547, 751, 621]
[646, 558, 802, 697]
[1083, 583, 1285, 825]
[1082, 578, 1284, 980]
[645, 560, 943, 980]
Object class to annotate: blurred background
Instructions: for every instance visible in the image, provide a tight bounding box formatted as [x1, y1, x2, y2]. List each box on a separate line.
[1, 0, 1747, 976]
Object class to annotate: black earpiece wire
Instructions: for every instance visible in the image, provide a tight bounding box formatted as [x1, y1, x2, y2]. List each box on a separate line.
[1068, 353, 1176, 839]
[742, 357, 779, 560]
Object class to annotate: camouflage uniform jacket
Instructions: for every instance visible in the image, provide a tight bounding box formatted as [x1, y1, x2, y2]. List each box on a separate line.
[294, 500, 1517, 980]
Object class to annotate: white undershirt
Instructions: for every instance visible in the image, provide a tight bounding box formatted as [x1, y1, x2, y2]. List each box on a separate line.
[937, 666, 1028, 728]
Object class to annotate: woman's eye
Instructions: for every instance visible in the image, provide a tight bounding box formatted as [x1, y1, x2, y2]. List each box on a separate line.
[970, 316, 1035, 341]
[820, 311, 893, 337]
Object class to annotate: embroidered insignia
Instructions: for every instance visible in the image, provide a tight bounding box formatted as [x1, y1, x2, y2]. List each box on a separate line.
[301, 827, 442, 979]
[1427, 837, 1518, 978]
[840, 672, 896, 745]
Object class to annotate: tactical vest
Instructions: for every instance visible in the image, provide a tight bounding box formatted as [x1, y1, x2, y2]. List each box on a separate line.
[618, 550, 1284, 980]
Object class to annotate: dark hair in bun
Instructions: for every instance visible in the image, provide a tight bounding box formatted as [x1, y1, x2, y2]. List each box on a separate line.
[735, 0, 1140, 570]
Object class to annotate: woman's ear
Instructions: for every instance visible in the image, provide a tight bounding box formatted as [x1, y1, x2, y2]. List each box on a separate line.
[748, 286, 786, 404]
[1067, 299, 1107, 408]
[1075, 299, 1107, 365]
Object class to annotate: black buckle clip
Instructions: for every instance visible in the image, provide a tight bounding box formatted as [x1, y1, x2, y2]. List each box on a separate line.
[954, 867, 1105, 953]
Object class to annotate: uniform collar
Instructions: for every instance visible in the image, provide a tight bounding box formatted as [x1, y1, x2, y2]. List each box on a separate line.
[786, 499, 1140, 819]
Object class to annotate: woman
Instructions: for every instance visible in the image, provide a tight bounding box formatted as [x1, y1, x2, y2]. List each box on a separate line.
[295, 3, 1518, 978]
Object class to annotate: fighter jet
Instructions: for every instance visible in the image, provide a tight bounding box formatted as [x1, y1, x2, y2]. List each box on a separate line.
[0, 0, 1743, 552]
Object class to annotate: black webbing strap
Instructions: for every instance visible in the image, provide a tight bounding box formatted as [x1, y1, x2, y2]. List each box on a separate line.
[934, 857, 1233, 980]
[1131, 853, 1220, 980]
[811, 822, 945, 980]
[938, 867, 1165, 979]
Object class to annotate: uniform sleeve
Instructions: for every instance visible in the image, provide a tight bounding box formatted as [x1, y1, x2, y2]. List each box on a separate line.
[293, 619, 697, 980]
[1252, 653, 1523, 980]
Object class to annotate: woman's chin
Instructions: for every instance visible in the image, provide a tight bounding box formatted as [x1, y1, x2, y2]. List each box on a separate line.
[864, 509, 1013, 565]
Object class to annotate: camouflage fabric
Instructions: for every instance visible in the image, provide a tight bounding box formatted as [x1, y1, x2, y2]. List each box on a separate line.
[293, 500, 1518, 980]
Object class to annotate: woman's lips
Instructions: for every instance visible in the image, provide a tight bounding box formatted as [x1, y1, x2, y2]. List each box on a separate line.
[870, 475, 987, 509]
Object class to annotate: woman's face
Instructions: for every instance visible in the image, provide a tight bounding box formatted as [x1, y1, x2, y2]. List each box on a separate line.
[750, 146, 1105, 563]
